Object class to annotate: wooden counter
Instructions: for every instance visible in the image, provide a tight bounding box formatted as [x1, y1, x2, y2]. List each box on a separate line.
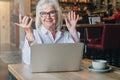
[63, 24, 120, 28]
[62, 24, 104, 28]
[8, 59, 120, 80]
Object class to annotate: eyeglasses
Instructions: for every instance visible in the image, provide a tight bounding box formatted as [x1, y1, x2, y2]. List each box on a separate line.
[40, 10, 57, 18]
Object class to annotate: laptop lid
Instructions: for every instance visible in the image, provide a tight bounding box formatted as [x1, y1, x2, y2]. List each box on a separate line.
[30, 43, 84, 72]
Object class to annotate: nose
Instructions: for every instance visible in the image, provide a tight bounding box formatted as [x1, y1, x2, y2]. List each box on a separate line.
[46, 13, 51, 18]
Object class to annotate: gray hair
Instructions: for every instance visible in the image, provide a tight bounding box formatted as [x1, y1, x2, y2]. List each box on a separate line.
[35, 0, 63, 30]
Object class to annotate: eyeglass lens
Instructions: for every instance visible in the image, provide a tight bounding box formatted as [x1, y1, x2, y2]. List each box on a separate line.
[40, 10, 57, 17]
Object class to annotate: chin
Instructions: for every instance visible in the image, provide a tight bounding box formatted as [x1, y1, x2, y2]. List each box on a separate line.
[47, 24, 55, 27]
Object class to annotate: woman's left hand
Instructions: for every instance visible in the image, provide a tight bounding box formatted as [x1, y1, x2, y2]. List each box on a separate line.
[65, 11, 79, 32]
[65, 11, 80, 42]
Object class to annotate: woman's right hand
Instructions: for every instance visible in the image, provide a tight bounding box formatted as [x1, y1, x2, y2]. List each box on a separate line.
[15, 14, 35, 44]
[15, 14, 33, 34]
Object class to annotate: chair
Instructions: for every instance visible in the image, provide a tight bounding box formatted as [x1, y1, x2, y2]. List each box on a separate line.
[86, 24, 120, 67]
[85, 27, 103, 44]
[84, 27, 103, 59]
[116, 18, 120, 23]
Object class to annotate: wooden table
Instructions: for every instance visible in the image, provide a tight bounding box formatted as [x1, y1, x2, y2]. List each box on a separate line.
[8, 59, 120, 80]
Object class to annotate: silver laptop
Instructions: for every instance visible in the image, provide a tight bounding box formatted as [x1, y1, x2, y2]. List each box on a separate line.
[30, 43, 84, 72]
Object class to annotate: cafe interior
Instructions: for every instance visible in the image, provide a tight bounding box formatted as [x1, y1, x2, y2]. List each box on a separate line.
[0, 0, 120, 80]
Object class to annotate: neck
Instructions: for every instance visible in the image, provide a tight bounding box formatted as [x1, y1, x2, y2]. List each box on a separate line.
[49, 27, 57, 40]
[47, 26, 57, 32]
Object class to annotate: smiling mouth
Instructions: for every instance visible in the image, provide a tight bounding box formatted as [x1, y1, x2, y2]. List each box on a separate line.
[46, 20, 52, 22]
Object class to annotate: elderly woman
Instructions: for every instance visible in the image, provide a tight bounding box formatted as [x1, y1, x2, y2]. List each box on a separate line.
[16, 0, 80, 64]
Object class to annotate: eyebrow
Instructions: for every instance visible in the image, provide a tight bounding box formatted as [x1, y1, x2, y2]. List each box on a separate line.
[40, 10, 56, 13]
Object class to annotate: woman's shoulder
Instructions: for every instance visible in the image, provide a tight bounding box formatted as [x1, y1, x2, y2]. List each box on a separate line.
[33, 27, 42, 35]
[33, 27, 42, 32]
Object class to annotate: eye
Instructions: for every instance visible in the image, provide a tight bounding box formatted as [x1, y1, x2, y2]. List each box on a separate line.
[40, 12, 47, 15]
[50, 10, 57, 14]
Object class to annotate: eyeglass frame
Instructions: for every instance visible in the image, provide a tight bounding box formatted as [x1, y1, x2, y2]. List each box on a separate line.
[40, 10, 57, 18]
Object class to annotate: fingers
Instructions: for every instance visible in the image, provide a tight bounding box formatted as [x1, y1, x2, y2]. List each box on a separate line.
[65, 17, 69, 25]
[65, 16, 71, 29]
[65, 16, 68, 23]
[24, 17, 29, 24]
[14, 23, 20, 26]
[16, 13, 33, 29]
[67, 11, 78, 21]
[20, 16, 32, 25]
[22, 16, 29, 24]
[76, 14, 79, 22]
[28, 17, 33, 27]
[71, 11, 75, 20]
[65, 11, 79, 29]
[67, 11, 73, 20]
[68, 11, 71, 21]
[73, 11, 75, 20]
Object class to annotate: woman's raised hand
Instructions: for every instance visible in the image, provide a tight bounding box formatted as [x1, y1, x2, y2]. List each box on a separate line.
[15, 14, 35, 43]
[65, 11, 79, 32]
[65, 11, 79, 42]
[15, 13, 33, 34]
